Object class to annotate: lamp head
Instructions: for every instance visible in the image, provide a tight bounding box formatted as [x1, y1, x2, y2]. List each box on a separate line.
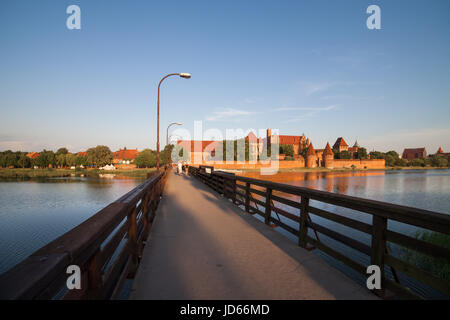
[179, 73, 191, 79]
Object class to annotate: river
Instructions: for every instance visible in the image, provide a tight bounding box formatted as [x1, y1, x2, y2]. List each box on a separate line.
[0, 175, 145, 274]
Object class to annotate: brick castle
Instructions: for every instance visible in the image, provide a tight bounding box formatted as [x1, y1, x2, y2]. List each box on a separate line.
[177, 129, 386, 170]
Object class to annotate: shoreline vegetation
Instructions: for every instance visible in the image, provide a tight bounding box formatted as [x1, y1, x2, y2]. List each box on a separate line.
[0, 166, 447, 179]
[0, 168, 157, 179]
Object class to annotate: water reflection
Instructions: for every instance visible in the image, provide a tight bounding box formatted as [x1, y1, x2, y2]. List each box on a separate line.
[0, 176, 144, 274]
[240, 169, 449, 214]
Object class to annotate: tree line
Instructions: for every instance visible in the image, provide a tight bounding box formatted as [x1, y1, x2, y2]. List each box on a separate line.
[0, 146, 114, 169]
[368, 150, 449, 167]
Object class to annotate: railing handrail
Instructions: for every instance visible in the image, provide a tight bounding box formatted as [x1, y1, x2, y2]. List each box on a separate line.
[0, 169, 169, 300]
[211, 171, 450, 234]
[188, 165, 450, 299]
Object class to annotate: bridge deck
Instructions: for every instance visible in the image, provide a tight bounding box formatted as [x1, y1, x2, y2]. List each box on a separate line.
[129, 171, 377, 300]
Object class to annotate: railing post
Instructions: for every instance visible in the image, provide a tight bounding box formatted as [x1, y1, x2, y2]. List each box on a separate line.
[371, 215, 387, 297]
[141, 191, 150, 244]
[86, 249, 102, 299]
[264, 188, 272, 225]
[245, 182, 250, 212]
[232, 177, 237, 204]
[298, 195, 310, 248]
[127, 207, 138, 277]
[149, 187, 156, 223]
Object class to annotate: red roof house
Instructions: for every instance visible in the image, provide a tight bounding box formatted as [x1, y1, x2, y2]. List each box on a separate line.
[26, 152, 39, 159]
[113, 148, 140, 164]
[402, 148, 427, 160]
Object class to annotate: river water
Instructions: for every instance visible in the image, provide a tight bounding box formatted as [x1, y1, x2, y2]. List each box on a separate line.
[0, 169, 448, 298]
[0, 175, 144, 274]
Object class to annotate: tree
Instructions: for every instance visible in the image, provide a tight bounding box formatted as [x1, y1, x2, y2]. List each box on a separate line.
[279, 144, 294, 157]
[369, 151, 385, 159]
[409, 158, 425, 167]
[86, 145, 113, 167]
[56, 154, 67, 168]
[385, 155, 396, 167]
[4, 152, 18, 167]
[75, 155, 87, 167]
[385, 150, 399, 159]
[429, 155, 448, 167]
[18, 153, 31, 168]
[66, 153, 77, 167]
[56, 147, 69, 155]
[34, 150, 56, 168]
[135, 149, 156, 168]
[394, 158, 408, 167]
[335, 150, 351, 159]
[357, 147, 367, 159]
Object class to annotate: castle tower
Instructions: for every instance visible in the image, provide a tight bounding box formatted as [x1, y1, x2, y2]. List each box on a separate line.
[306, 143, 316, 168]
[323, 142, 334, 168]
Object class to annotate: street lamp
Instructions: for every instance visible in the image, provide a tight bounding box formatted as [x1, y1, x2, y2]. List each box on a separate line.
[166, 122, 182, 164]
[156, 73, 191, 170]
[166, 122, 182, 147]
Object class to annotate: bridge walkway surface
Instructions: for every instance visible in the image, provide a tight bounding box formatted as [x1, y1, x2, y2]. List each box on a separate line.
[129, 171, 377, 300]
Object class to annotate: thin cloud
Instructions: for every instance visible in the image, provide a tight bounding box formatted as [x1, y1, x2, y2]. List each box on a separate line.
[273, 105, 339, 112]
[279, 105, 340, 123]
[205, 108, 255, 121]
[296, 81, 357, 96]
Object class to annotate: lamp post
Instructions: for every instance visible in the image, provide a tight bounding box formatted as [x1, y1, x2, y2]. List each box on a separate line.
[166, 122, 182, 164]
[156, 73, 191, 170]
[166, 122, 182, 147]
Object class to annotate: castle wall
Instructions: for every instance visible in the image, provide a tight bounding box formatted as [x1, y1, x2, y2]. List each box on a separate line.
[196, 160, 306, 170]
[332, 159, 385, 169]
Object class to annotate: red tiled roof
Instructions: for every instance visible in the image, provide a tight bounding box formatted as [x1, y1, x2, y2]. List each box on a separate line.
[403, 148, 426, 154]
[333, 137, 348, 149]
[278, 135, 301, 145]
[26, 152, 39, 159]
[323, 143, 333, 156]
[113, 148, 139, 160]
[76, 151, 87, 157]
[306, 143, 316, 156]
[177, 140, 220, 152]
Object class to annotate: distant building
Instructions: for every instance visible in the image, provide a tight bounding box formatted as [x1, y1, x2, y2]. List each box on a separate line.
[177, 140, 221, 163]
[332, 137, 349, 153]
[435, 147, 450, 157]
[26, 152, 39, 159]
[76, 151, 87, 157]
[113, 147, 140, 165]
[347, 141, 360, 159]
[402, 148, 427, 160]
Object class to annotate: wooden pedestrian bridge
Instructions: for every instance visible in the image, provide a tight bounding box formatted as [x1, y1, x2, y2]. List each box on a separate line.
[0, 166, 449, 300]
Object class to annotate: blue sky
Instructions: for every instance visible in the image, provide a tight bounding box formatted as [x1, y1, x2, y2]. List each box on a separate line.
[1, 0, 449, 153]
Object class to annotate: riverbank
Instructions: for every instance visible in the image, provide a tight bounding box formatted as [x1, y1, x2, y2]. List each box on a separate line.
[0, 168, 157, 179]
[227, 166, 447, 173]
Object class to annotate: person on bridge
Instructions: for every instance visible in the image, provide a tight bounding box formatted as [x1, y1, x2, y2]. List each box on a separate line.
[177, 161, 183, 175]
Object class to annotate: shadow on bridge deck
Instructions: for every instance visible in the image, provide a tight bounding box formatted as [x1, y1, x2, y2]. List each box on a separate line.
[129, 171, 377, 300]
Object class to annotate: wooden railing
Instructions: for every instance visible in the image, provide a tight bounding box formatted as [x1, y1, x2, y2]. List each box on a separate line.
[189, 165, 450, 299]
[0, 168, 169, 300]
